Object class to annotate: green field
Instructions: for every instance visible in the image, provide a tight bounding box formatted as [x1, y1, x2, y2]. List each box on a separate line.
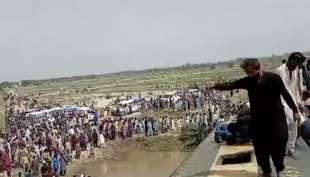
[16, 65, 243, 105]
[2, 55, 284, 107]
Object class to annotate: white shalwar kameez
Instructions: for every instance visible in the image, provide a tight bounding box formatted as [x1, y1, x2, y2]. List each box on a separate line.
[277, 64, 306, 153]
[171, 119, 176, 133]
[98, 133, 106, 148]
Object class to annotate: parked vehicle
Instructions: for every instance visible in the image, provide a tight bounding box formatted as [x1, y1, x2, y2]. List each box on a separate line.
[160, 91, 176, 102]
[189, 89, 199, 95]
[112, 97, 145, 115]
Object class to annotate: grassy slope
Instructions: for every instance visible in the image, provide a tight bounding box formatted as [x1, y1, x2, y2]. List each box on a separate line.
[16, 65, 241, 104]
[15, 56, 282, 105]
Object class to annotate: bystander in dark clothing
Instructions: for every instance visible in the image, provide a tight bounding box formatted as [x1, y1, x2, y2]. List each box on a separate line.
[301, 119, 310, 147]
[214, 70, 298, 175]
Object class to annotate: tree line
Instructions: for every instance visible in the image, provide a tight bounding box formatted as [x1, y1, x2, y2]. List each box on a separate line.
[0, 52, 302, 88]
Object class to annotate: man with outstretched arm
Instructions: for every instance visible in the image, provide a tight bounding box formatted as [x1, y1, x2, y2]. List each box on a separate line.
[210, 58, 300, 177]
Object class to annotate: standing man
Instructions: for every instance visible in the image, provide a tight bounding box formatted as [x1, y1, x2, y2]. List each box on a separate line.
[212, 58, 300, 177]
[276, 52, 306, 155]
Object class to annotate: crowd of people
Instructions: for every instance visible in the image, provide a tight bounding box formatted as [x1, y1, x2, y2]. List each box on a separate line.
[0, 50, 308, 177]
[0, 86, 239, 177]
[142, 89, 236, 112]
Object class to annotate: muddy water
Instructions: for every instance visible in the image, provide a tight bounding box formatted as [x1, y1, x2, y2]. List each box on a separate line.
[76, 151, 187, 177]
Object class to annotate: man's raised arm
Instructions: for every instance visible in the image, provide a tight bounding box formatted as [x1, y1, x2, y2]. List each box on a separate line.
[212, 77, 249, 91]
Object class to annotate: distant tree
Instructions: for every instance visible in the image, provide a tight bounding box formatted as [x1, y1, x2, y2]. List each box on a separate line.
[236, 58, 244, 63]
[209, 64, 216, 70]
[190, 83, 199, 90]
[33, 98, 38, 105]
[226, 61, 235, 68]
[0, 81, 19, 89]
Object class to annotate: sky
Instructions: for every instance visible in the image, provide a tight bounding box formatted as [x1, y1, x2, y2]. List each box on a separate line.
[0, 0, 310, 82]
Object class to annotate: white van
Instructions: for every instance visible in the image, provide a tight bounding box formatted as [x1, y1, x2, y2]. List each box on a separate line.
[117, 97, 144, 114]
[189, 89, 200, 96]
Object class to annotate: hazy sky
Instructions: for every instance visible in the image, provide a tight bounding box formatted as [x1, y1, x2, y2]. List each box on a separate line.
[1, 0, 310, 82]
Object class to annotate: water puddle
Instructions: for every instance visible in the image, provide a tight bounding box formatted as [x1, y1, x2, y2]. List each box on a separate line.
[76, 151, 187, 177]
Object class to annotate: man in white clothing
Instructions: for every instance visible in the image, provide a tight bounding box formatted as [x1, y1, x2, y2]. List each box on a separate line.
[276, 52, 306, 155]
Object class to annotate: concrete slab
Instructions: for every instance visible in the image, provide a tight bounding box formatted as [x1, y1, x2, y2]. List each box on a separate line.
[170, 134, 310, 177]
[208, 145, 257, 177]
[170, 131, 221, 177]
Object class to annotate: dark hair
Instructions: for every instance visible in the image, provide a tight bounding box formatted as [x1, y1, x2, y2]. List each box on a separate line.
[288, 52, 306, 63]
[282, 59, 286, 64]
[240, 58, 261, 70]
